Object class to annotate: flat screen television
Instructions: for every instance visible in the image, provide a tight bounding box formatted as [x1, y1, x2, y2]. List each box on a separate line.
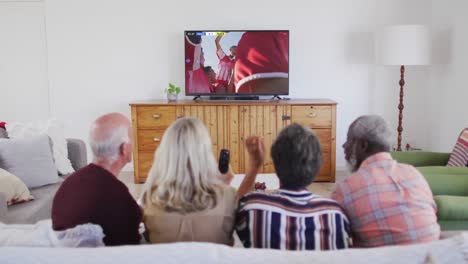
[184, 30, 289, 98]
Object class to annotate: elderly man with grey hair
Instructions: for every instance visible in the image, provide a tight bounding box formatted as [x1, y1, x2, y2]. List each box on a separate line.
[52, 113, 142, 246]
[331, 115, 440, 248]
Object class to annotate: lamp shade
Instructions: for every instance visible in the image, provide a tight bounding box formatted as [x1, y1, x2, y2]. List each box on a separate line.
[378, 25, 430, 65]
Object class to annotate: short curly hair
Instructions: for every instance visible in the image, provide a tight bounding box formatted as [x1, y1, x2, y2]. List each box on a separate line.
[271, 123, 322, 189]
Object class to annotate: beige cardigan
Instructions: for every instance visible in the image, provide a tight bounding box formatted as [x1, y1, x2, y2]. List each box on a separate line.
[143, 185, 237, 246]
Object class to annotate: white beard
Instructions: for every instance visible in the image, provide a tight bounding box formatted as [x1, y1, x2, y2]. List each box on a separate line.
[345, 144, 359, 173]
[346, 157, 358, 173]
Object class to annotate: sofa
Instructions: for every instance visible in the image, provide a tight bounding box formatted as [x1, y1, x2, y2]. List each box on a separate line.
[0, 128, 87, 224]
[391, 151, 468, 231]
[0, 232, 467, 264]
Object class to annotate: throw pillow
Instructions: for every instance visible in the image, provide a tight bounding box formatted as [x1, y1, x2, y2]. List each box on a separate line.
[6, 120, 74, 175]
[0, 168, 34, 205]
[0, 134, 62, 188]
[447, 128, 468, 167]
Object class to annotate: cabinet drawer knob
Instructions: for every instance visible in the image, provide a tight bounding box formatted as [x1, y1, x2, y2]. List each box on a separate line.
[153, 138, 161, 142]
[307, 113, 317, 118]
[152, 114, 161, 119]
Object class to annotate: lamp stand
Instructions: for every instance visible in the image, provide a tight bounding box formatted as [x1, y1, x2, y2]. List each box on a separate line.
[397, 65, 405, 151]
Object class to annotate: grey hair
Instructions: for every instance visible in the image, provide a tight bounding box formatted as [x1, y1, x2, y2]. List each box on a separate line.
[271, 123, 322, 189]
[89, 125, 129, 162]
[349, 115, 392, 151]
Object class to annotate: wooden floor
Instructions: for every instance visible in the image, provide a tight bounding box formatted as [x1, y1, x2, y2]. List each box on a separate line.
[118, 171, 343, 200]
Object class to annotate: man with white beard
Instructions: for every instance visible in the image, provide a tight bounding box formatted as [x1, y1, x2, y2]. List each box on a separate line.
[331, 115, 440, 247]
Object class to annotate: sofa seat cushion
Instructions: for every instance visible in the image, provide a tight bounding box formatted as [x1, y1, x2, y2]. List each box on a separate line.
[435, 195, 468, 220]
[416, 166, 468, 196]
[439, 220, 468, 231]
[1, 179, 65, 224]
[418, 166, 468, 175]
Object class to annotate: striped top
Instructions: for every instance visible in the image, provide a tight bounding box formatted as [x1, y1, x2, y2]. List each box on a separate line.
[235, 189, 351, 250]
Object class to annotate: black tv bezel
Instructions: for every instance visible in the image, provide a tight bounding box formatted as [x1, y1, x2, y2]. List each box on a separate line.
[184, 30, 290, 97]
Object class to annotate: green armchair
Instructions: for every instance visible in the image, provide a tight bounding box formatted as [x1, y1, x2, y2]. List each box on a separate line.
[391, 151, 468, 231]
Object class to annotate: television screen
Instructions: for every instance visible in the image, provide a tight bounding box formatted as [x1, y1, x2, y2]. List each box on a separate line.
[185, 30, 289, 96]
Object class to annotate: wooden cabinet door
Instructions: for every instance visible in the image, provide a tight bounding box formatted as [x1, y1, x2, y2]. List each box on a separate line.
[239, 105, 291, 173]
[177, 105, 240, 173]
[291, 105, 336, 182]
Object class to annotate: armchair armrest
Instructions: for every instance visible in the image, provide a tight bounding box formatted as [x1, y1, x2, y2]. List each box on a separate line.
[391, 151, 450, 167]
[0, 192, 7, 218]
[66, 138, 87, 171]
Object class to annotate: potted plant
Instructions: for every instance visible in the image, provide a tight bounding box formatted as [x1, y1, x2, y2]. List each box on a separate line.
[165, 83, 181, 102]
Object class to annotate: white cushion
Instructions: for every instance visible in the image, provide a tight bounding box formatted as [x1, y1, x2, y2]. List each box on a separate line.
[0, 219, 104, 247]
[6, 120, 74, 175]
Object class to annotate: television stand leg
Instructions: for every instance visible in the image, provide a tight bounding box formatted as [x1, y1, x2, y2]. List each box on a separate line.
[271, 95, 282, 100]
[193, 95, 202, 101]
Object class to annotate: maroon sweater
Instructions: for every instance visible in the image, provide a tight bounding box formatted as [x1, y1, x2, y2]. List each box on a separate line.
[52, 164, 142, 246]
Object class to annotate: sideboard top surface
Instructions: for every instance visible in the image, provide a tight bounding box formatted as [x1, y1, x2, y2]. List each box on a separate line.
[130, 99, 337, 106]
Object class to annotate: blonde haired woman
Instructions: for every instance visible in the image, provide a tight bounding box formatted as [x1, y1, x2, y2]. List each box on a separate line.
[141, 117, 264, 245]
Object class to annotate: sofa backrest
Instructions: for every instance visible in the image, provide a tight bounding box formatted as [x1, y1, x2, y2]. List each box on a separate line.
[0, 233, 467, 264]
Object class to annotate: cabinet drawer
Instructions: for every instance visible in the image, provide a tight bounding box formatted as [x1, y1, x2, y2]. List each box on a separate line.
[138, 151, 154, 181]
[137, 130, 165, 151]
[292, 106, 332, 128]
[137, 106, 176, 128]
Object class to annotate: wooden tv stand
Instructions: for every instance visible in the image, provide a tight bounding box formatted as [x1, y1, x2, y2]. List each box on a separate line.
[130, 99, 337, 183]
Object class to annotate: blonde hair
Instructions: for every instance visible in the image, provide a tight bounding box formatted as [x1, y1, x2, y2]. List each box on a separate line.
[141, 117, 220, 213]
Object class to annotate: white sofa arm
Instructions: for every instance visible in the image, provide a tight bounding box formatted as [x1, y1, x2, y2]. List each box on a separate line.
[0, 192, 7, 218]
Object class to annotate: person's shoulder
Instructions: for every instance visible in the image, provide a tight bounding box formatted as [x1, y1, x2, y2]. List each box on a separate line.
[69, 164, 114, 179]
[66, 163, 92, 176]
[335, 171, 362, 188]
[59, 164, 98, 186]
[239, 190, 272, 202]
[310, 194, 338, 203]
[308, 195, 349, 216]
[85, 166, 130, 195]
[395, 162, 428, 180]
[396, 161, 419, 172]
[312, 195, 346, 209]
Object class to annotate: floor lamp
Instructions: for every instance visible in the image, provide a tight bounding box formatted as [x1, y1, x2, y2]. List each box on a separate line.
[379, 25, 430, 151]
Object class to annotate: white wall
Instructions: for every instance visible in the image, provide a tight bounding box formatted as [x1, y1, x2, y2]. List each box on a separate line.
[0, 0, 49, 122]
[428, 0, 468, 152]
[1, 0, 432, 171]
